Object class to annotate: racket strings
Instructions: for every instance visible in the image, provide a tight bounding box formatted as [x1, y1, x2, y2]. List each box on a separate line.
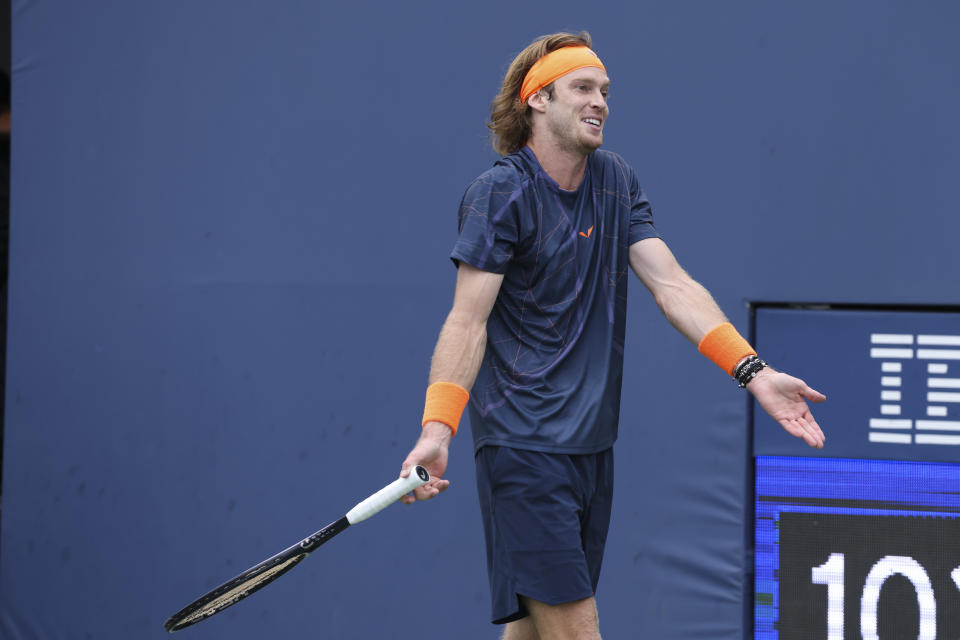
[171, 553, 307, 629]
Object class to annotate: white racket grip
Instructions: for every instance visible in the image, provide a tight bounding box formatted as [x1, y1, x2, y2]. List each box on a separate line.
[345, 466, 430, 524]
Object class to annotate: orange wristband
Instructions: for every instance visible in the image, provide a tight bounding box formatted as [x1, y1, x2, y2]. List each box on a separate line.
[422, 382, 470, 436]
[697, 322, 756, 376]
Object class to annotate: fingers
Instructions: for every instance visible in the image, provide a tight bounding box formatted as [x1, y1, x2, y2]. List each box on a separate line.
[803, 410, 826, 442]
[399, 451, 424, 478]
[785, 415, 825, 449]
[795, 383, 826, 445]
[398, 463, 416, 504]
[800, 384, 827, 403]
[417, 479, 450, 500]
[399, 478, 450, 505]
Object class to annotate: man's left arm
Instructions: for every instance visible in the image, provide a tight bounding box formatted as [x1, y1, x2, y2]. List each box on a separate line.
[629, 237, 826, 448]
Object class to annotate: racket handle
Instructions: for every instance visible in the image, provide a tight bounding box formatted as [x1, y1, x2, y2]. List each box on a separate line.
[345, 466, 430, 524]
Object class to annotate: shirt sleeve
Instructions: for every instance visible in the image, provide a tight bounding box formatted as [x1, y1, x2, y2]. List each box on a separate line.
[450, 172, 523, 274]
[627, 165, 659, 245]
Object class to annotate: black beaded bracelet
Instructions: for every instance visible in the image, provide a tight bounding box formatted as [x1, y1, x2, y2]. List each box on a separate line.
[736, 357, 768, 388]
[733, 355, 757, 380]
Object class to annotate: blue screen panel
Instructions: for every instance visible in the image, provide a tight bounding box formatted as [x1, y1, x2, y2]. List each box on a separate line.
[755, 456, 960, 639]
[753, 307, 960, 463]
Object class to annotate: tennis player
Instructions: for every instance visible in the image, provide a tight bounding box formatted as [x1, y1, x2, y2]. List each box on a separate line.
[400, 31, 825, 640]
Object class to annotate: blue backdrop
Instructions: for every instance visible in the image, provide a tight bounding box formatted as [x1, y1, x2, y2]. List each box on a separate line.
[3, 1, 959, 638]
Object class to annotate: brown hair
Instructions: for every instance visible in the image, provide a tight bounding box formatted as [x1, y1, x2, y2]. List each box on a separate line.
[488, 31, 594, 156]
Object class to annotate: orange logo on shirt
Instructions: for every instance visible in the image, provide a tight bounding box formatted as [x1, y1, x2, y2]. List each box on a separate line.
[578, 226, 594, 238]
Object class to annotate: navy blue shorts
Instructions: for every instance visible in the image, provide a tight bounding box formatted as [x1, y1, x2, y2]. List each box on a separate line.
[475, 446, 614, 624]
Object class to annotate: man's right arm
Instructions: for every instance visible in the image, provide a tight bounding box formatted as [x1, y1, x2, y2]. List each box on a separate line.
[399, 262, 504, 504]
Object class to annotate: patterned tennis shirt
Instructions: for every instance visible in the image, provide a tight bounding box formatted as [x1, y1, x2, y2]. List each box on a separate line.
[451, 146, 659, 454]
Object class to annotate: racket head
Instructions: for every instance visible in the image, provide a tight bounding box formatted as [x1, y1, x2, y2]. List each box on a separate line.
[164, 550, 309, 632]
[164, 516, 349, 632]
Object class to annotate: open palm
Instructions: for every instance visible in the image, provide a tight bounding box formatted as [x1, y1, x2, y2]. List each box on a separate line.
[749, 370, 826, 448]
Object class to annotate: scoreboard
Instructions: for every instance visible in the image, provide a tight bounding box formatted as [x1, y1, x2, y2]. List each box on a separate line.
[752, 307, 960, 638]
[755, 456, 960, 638]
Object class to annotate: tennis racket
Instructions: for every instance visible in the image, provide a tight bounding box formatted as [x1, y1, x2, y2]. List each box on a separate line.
[164, 466, 430, 632]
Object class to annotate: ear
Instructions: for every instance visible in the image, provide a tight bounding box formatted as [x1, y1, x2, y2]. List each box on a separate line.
[526, 90, 548, 115]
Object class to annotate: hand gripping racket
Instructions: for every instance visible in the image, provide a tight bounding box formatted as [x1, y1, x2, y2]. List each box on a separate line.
[164, 466, 430, 632]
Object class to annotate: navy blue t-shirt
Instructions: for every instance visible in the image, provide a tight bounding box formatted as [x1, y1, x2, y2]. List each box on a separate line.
[452, 146, 659, 454]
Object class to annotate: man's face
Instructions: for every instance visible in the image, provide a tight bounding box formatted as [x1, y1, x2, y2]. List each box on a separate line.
[540, 67, 610, 154]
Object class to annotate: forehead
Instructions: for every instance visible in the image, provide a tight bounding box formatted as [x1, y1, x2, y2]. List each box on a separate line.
[557, 66, 610, 87]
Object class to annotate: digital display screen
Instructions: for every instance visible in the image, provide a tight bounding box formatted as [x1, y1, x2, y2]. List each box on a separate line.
[755, 456, 960, 639]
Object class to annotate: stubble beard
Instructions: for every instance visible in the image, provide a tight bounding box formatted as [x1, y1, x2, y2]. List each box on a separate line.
[547, 113, 602, 157]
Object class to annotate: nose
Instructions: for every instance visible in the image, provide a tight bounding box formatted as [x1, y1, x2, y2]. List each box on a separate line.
[590, 88, 607, 111]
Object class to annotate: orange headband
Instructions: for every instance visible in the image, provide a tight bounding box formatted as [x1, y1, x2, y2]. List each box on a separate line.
[520, 46, 606, 102]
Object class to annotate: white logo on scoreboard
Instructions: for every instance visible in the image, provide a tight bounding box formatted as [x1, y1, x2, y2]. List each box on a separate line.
[869, 333, 960, 446]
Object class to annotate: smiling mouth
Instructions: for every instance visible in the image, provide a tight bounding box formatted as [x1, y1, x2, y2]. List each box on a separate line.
[583, 118, 602, 128]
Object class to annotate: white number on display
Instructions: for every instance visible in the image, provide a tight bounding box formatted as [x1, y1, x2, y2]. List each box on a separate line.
[860, 556, 935, 640]
[811, 554, 955, 639]
[811, 553, 845, 639]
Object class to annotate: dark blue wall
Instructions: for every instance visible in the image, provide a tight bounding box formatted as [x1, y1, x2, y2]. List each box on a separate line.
[3, 1, 959, 638]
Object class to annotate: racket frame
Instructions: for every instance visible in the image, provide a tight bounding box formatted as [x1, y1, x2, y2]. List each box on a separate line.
[164, 466, 429, 632]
